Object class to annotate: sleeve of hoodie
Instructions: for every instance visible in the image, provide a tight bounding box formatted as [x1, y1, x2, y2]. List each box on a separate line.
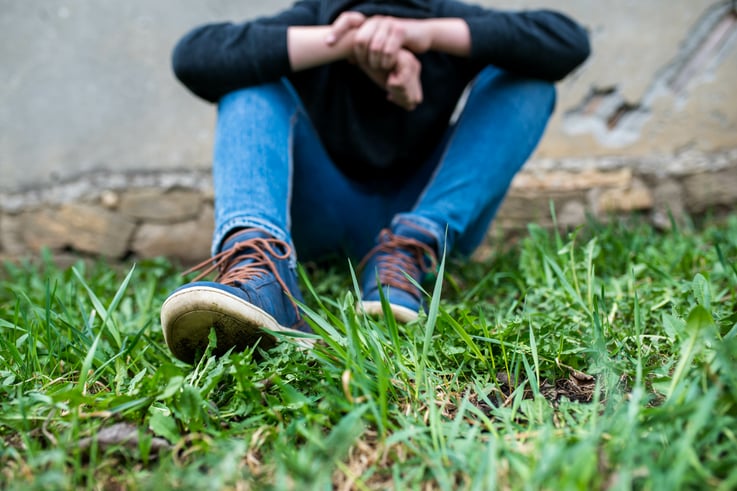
[172, 1, 320, 103]
[439, 0, 590, 81]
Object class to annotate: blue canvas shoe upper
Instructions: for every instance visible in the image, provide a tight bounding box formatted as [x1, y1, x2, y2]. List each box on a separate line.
[160, 228, 311, 363]
[359, 220, 439, 322]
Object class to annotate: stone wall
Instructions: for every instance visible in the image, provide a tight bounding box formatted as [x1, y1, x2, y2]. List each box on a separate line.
[1, 0, 736, 263]
[3, 147, 736, 264]
[498, 149, 737, 233]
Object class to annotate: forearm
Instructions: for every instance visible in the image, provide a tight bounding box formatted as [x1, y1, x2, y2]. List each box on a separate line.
[406, 18, 471, 57]
[288, 26, 356, 71]
[172, 2, 320, 102]
[172, 23, 294, 102]
[441, 3, 591, 81]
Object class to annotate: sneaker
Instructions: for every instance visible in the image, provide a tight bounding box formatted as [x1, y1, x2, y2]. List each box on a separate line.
[358, 220, 439, 323]
[160, 228, 312, 364]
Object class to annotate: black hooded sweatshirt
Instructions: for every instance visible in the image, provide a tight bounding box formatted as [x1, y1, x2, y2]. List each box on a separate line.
[172, 0, 590, 181]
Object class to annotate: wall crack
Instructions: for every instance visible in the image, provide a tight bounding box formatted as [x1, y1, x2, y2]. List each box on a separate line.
[564, 1, 737, 146]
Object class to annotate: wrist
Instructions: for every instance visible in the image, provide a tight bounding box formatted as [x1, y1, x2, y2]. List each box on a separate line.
[403, 19, 433, 53]
[332, 27, 358, 60]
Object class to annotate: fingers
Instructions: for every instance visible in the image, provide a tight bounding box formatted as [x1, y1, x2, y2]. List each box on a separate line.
[385, 50, 423, 111]
[353, 16, 407, 70]
[387, 77, 423, 110]
[381, 28, 404, 70]
[387, 87, 421, 111]
[326, 11, 366, 45]
[387, 91, 418, 111]
[353, 18, 379, 66]
[367, 21, 391, 69]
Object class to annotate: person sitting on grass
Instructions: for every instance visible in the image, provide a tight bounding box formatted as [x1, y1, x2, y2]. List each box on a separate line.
[160, 0, 590, 363]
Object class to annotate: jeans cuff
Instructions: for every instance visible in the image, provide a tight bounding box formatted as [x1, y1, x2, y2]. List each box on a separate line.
[392, 214, 450, 258]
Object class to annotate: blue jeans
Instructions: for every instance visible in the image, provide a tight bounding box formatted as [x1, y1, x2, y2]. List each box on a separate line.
[211, 66, 555, 265]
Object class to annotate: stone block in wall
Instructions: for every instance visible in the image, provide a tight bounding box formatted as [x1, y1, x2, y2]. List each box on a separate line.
[202, 186, 215, 204]
[132, 205, 214, 264]
[594, 178, 654, 214]
[119, 188, 201, 222]
[495, 195, 551, 230]
[0, 214, 28, 256]
[511, 168, 632, 192]
[20, 204, 136, 258]
[683, 169, 737, 213]
[100, 190, 121, 209]
[650, 178, 686, 230]
[557, 200, 588, 228]
[495, 190, 589, 231]
[499, 168, 642, 230]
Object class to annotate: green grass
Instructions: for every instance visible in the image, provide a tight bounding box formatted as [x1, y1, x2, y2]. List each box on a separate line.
[2, 214, 737, 490]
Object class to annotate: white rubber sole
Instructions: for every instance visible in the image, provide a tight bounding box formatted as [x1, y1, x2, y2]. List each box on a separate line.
[358, 300, 419, 323]
[161, 285, 312, 364]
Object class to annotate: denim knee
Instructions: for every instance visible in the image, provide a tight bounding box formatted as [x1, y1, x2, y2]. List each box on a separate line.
[217, 80, 299, 120]
[470, 65, 557, 118]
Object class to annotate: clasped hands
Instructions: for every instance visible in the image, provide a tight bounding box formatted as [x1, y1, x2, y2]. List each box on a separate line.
[326, 12, 430, 111]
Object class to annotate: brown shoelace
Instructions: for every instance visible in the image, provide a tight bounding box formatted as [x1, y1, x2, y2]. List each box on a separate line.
[182, 236, 293, 298]
[358, 229, 438, 297]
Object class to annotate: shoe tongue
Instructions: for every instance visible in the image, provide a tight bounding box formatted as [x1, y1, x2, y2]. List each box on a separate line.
[390, 223, 440, 277]
[218, 229, 281, 273]
[219, 228, 273, 254]
[391, 222, 437, 252]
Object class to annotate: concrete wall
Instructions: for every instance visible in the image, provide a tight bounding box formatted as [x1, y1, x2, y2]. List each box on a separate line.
[1, 1, 736, 261]
[1, 0, 288, 191]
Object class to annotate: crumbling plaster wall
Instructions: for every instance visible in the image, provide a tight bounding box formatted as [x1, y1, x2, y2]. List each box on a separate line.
[1, 1, 736, 262]
[558, 1, 736, 156]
